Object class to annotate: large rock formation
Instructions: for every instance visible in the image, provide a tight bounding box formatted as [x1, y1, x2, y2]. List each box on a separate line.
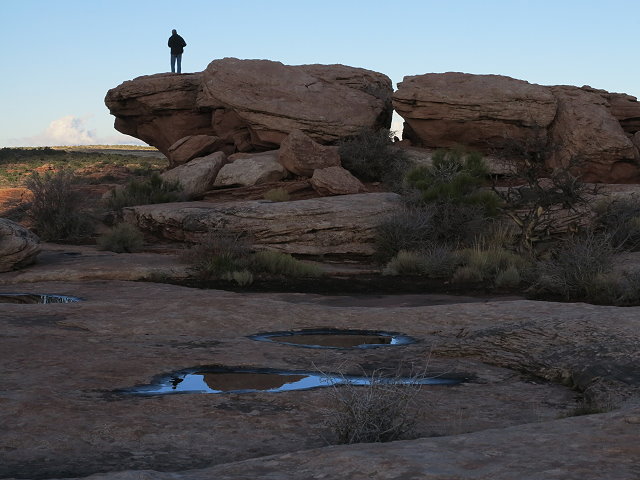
[104, 73, 211, 155]
[0, 218, 40, 272]
[393, 72, 640, 183]
[122, 192, 401, 256]
[393, 73, 558, 150]
[105, 58, 393, 156]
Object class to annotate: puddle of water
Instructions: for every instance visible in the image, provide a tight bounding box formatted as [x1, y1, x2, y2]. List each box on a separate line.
[248, 329, 415, 349]
[123, 366, 462, 395]
[0, 293, 81, 304]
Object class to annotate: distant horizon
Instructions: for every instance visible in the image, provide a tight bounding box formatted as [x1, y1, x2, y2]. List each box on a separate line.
[3, 0, 639, 147]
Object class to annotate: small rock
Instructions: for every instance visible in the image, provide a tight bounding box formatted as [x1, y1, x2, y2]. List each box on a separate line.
[310, 166, 366, 196]
[0, 218, 40, 272]
[168, 135, 224, 167]
[161, 151, 228, 198]
[214, 151, 288, 187]
[278, 130, 341, 177]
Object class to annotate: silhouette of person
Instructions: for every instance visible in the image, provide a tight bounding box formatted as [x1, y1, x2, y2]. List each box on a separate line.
[168, 29, 187, 73]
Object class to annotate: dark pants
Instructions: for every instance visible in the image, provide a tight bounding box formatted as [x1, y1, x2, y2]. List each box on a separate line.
[171, 54, 182, 73]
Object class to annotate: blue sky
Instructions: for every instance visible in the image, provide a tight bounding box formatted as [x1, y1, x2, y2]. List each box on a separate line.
[2, 0, 639, 147]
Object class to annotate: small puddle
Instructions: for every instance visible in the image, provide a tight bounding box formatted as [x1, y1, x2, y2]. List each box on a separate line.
[122, 366, 462, 395]
[248, 329, 415, 349]
[0, 293, 81, 304]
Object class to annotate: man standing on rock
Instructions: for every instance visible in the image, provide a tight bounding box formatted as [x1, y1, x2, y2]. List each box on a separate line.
[168, 29, 187, 74]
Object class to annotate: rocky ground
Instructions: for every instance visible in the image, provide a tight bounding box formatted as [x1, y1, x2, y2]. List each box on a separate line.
[1, 246, 639, 479]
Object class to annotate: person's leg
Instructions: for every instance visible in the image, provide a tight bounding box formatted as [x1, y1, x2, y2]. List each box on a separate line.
[176, 54, 182, 74]
[171, 54, 176, 73]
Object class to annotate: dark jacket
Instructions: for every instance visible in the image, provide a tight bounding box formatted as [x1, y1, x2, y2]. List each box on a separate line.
[168, 34, 186, 55]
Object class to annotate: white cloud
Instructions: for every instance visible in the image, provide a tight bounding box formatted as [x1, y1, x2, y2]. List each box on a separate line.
[7, 115, 145, 147]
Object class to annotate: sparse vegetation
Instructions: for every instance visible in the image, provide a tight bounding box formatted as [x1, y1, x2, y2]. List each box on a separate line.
[263, 187, 291, 202]
[383, 246, 457, 278]
[250, 250, 323, 277]
[0, 147, 164, 187]
[338, 128, 410, 187]
[593, 196, 640, 251]
[107, 172, 183, 210]
[25, 169, 93, 241]
[491, 133, 597, 253]
[320, 367, 427, 445]
[532, 232, 616, 300]
[181, 231, 252, 280]
[405, 148, 499, 214]
[97, 223, 144, 253]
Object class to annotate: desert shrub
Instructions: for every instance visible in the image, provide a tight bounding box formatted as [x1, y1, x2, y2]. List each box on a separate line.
[223, 269, 254, 287]
[375, 203, 491, 261]
[492, 132, 597, 253]
[338, 128, 410, 187]
[25, 169, 93, 241]
[250, 250, 323, 277]
[593, 196, 640, 251]
[405, 148, 499, 214]
[97, 223, 144, 253]
[383, 246, 457, 278]
[533, 232, 616, 300]
[494, 266, 522, 288]
[263, 187, 291, 202]
[453, 244, 530, 286]
[181, 231, 252, 280]
[586, 271, 640, 306]
[320, 368, 425, 445]
[107, 172, 183, 210]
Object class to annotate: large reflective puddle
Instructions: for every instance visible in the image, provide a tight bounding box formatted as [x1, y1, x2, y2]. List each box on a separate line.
[122, 366, 463, 395]
[0, 293, 81, 304]
[248, 329, 416, 349]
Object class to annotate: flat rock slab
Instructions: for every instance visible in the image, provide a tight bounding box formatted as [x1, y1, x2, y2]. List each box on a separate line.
[1, 280, 639, 479]
[122, 192, 402, 256]
[0, 243, 188, 284]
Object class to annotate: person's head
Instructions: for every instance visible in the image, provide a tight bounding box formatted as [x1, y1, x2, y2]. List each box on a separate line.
[172, 29, 177, 34]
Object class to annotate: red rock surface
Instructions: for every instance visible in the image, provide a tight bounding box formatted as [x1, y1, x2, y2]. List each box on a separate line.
[278, 130, 341, 177]
[393, 73, 640, 183]
[106, 59, 393, 156]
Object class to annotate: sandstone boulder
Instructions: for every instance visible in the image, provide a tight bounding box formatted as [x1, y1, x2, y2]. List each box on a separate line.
[122, 192, 402, 256]
[104, 73, 213, 155]
[167, 135, 225, 167]
[310, 166, 366, 196]
[633, 131, 640, 151]
[598, 89, 640, 135]
[161, 151, 228, 199]
[213, 150, 288, 187]
[198, 58, 393, 150]
[0, 218, 40, 272]
[393, 72, 558, 150]
[393, 73, 640, 183]
[278, 130, 341, 177]
[548, 86, 640, 183]
[105, 59, 393, 156]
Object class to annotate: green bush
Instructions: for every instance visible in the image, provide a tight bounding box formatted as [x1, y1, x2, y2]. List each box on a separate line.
[250, 250, 323, 277]
[107, 172, 183, 210]
[593, 196, 640, 251]
[97, 223, 144, 253]
[375, 203, 491, 261]
[453, 244, 529, 286]
[383, 247, 457, 278]
[25, 169, 93, 241]
[405, 148, 499, 214]
[533, 233, 615, 300]
[263, 187, 291, 202]
[181, 231, 251, 280]
[338, 128, 410, 187]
